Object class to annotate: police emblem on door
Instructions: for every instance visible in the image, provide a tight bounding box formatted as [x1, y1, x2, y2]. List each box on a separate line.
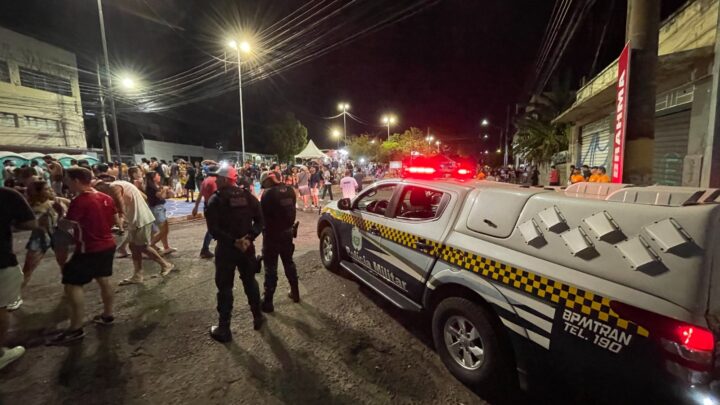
[352, 227, 363, 251]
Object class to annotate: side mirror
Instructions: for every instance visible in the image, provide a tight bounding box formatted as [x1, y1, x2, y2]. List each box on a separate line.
[338, 198, 352, 210]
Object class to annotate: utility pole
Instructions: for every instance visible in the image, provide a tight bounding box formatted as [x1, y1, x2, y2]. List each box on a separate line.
[623, 0, 660, 184]
[96, 61, 111, 162]
[703, 8, 720, 187]
[97, 0, 123, 163]
[504, 105, 511, 167]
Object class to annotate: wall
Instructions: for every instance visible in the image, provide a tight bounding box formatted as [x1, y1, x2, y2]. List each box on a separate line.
[0, 26, 85, 149]
[570, 0, 718, 109]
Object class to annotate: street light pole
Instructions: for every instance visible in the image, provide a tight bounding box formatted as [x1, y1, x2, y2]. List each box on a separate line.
[96, 0, 122, 163]
[95, 61, 111, 162]
[235, 47, 246, 164]
[337, 103, 349, 145]
[381, 114, 396, 140]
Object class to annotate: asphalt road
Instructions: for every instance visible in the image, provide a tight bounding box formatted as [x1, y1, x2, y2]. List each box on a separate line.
[0, 210, 489, 405]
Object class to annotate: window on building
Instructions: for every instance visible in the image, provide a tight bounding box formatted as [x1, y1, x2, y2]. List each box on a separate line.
[0, 61, 9, 83]
[0, 112, 18, 127]
[19, 67, 72, 97]
[24, 116, 59, 132]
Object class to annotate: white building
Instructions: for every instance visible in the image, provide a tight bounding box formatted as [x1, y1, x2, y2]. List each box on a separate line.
[0, 26, 86, 151]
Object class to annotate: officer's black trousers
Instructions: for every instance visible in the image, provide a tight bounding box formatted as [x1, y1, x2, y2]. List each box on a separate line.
[321, 184, 333, 200]
[214, 251, 261, 324]
[262, 235, 298, 293]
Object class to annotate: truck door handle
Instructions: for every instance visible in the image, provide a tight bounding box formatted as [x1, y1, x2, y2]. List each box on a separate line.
[416, 241, 433, 250]
[368, 226, 381, 236]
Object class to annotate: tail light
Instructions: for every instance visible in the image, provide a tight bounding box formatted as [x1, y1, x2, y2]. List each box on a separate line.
[611, 301, 715, 383]
[457, 168, 471, 176]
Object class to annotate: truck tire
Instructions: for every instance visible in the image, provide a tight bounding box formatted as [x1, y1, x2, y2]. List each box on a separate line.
[432, 297, 514, 388]
[319, 226, 341, 272]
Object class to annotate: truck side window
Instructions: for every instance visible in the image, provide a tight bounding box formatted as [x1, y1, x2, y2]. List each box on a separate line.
[396, 186, 444, 220]
[355, 184, 397, 216]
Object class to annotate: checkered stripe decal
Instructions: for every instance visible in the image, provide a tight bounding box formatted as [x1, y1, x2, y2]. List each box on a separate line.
[323, 208, 649, 338]
[437, 247, 649, 337]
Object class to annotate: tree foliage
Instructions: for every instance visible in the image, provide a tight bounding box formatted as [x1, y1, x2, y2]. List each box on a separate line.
[346, 134, 381, 162]
[265, 112, 308, 163]
[513, 92, 573, 164]
[346, 127, 435, 162]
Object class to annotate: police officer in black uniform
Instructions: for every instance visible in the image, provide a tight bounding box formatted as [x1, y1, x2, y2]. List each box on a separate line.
[259, 171, 299, 313]
[205, 165, 264, 342]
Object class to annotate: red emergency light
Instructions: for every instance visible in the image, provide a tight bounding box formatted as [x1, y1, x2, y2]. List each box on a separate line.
[406, 166, 437, 174]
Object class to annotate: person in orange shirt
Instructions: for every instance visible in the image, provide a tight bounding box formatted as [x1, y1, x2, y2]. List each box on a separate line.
[476, 170, 486, 180]
[570, 168, 585, 184]
[588, 166, 600, 182]
[596, 167, 611, 183]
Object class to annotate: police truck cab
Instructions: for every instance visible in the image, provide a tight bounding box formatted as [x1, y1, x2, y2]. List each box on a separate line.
[317, 175, 720, 403]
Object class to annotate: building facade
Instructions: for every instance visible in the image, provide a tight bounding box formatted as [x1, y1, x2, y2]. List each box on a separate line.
[556, 0, 719, 187]
[0, 26, 86, 151]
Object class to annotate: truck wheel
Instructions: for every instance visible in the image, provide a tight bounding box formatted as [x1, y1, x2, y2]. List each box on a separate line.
[432, 297, 514, 388]
[319, 227, 340, 271]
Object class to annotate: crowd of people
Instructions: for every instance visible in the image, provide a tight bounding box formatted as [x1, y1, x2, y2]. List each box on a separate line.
[474, 163, 611, 186]
[0, 153, 347, 371]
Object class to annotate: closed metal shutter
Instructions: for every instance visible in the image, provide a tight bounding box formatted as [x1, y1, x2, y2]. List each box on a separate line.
[653, 111, 691, 186]
[580, 117, 611, 168]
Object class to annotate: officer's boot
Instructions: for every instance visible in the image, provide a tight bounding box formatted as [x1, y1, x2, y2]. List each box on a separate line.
[261, 287, 275, 313]
[251, 305, 265, 331]
[210, 319, 232, 343]
[288, 281, 300, 303]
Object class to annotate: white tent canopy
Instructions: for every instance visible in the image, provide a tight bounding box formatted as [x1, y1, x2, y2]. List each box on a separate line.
[295, 140, 327, 159]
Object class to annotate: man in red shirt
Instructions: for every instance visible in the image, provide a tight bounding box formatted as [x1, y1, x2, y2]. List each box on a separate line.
[192, 170, 218, 258]
[48, 167, 118, 345]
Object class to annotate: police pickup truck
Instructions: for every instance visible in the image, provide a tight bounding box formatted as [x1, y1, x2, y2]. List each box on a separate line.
[317, 178, 720, 403]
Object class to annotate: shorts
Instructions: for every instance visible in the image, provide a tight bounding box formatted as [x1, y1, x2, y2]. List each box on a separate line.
[62, 248, 115, 286]
[26, 228, 52, 253]
[0, 266, 22, 308]
[310, 187, 319, 197]
[299, 186, 310, 196]
[151, 205, 167, 225]
[127, 223, 153, 246]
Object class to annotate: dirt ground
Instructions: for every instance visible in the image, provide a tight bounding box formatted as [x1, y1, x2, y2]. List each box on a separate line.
[0, 210, 489, 405]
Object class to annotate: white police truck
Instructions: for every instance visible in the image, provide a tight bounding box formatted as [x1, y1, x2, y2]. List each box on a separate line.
[317, 177, 720, 403]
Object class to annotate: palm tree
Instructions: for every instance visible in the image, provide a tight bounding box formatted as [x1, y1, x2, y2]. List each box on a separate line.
[513, 92, 574, 165]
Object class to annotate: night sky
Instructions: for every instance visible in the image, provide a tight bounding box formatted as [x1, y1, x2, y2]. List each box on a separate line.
[0, 0, 689, 154]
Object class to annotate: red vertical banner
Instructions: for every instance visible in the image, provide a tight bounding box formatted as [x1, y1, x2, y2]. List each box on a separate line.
[611, 43, 631, 183]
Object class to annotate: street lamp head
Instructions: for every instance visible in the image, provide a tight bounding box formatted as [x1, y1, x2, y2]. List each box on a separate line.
[120, 77, 135, 89]
[483, 134, 489, 139]
[227, 39, 238, 50]
[382, 114, 396, 125]
[496, 148, 502, 154]
[337, 102, 349, 112]
[331, 129, 341, 138]
[481, 118, 489, 127]
[239, 41, 251, 53]
[484, 150, 489, 155]
[436, 140, 441, 145]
